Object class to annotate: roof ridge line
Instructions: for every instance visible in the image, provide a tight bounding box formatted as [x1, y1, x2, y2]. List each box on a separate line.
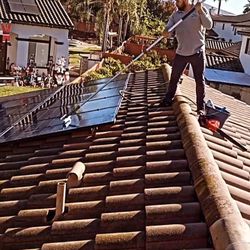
[161, 64, 250, 249]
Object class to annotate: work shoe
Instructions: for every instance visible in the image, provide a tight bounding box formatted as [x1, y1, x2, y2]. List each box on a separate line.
[159, 98, 172, 107]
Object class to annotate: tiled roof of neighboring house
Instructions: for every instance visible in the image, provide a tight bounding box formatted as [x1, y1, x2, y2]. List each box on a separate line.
[205, 39, 235, 51]
[212, 12, 250, 23]
[221, 41, 242, 57]
[233, 21, 250, 36]
[206, 54, 244, 72]
[0, 68, 250, 249]
[233, 21, 250, 28]
[0, 0, 73, 28]
[238, 27, 250, 36]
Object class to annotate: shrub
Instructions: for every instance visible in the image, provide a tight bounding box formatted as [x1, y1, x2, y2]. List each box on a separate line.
[84, 52, 169, 82]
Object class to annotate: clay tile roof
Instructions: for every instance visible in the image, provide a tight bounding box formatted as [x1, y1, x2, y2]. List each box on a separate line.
[206, 54, 244, 72]
[206, 39, 235, 51]
[212, 12, 250, 23]
[221, 42, 242, 57]
[205, 39, 242, 58]
[0, 67, 250, 249]
[179, 76, 250, 225]
[237, 27, 250, 36]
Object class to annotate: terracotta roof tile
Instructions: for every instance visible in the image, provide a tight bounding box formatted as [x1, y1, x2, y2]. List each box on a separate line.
[145, 172, 191, 188]
[1, 185, 36, 200]
[95, 231, 145, 250]
[146, 202, 202, 225]
[51, 218, 100, 236]
[27, 194, 56, 209]
[84, 161, 115, 173]
[110, 179, 144, 195]
[100, 210, 144, 233]
[67, 186, 109, 202]
[113, 166, 145, 180]
[145, 186, 196, 205]
[41, 240, 95, 250]
[221, 171, 250, 192]
[3, 226, 51, 249]
[146, 223, 208, 249]
[20, 163, 49, 175]
[146, 160, 188, 173]
[10, 173, 44, 186]
[0, 200, 27, 216]
[105, 193, 145, 212]
[216, 160, 249, 180]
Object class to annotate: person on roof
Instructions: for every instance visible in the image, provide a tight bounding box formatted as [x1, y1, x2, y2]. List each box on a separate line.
[160, 0, 213, 114]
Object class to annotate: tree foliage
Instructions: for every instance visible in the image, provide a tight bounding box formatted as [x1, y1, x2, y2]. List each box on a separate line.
[243, 0, 250, 13]
[62, 0, 175, 42]
[84, 52, 169, 82]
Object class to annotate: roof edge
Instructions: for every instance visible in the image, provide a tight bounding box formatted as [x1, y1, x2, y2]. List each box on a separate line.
[161, 64, 250, 249]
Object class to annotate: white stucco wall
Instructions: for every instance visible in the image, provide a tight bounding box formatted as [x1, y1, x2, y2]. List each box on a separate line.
[213, 22, 241, 42]
[10, 23, 69, 67]
[240, 35, 250, 75]
[8, 33, 17, 67]
[210, 82, 250, 105]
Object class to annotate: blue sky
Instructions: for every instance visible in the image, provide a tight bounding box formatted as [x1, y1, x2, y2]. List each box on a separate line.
[205, 0, 248, 14]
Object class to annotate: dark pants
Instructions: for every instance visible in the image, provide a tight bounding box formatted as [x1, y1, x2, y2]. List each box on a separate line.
[165, 51, 206, 111]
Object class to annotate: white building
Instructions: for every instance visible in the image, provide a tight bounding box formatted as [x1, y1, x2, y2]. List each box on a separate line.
[0, 0, 73, 75]
[235, 22, 250, 75]
[211, 12, 250, 42]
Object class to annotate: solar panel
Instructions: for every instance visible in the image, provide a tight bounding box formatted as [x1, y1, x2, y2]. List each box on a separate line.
[8, 1, 26, 13]
[0, 74, 130, 143]
[7, 0, 40, 15]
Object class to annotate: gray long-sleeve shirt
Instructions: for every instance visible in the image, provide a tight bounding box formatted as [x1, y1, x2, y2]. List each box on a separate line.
[166, 7, 213, 56]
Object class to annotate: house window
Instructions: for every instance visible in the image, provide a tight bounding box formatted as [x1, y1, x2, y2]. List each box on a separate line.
[245, 38, 250, 55]
[28, 41, 49, 67]
[27, 35, 49, 67]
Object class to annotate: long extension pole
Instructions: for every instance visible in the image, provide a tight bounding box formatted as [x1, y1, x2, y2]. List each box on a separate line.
[61, 0, 205, 125]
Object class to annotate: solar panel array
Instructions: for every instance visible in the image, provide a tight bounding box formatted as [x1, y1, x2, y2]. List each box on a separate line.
[7, 0, 40, 15]
[0, 74, 129, 143]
